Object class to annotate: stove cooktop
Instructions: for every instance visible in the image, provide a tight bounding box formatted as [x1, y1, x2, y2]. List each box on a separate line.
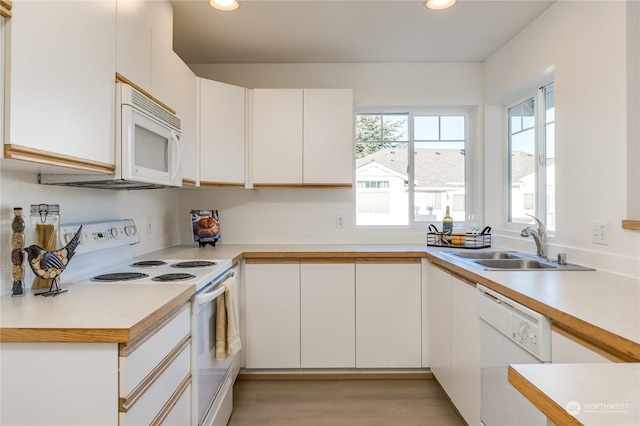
[85, 258, 232, 291]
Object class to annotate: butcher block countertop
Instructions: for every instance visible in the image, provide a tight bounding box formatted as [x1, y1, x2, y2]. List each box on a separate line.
[0, 283, 194, 343]
[508, 363, 640, 426]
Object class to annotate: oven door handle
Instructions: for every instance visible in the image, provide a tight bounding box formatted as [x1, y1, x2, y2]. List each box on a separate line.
[195, 285, 226, 307]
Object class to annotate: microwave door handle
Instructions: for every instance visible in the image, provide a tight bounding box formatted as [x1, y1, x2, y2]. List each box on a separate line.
[170, 132, 181, 183]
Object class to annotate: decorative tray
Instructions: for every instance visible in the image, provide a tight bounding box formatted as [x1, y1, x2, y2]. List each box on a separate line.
[427, 225, 491, 249]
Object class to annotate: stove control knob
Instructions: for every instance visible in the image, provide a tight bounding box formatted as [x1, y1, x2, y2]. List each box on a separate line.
[125, 225, 137, 236]
[110, 227, 119, 238]
[64, 232, 75, 243]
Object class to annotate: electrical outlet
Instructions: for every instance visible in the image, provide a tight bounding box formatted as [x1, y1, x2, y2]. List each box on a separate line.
[147, 216, 152, 235]
[336, 214, 345, 229]
[592, 221, 608, 245]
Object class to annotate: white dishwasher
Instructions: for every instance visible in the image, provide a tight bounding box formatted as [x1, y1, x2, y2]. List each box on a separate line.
[477, 284, 551, 426]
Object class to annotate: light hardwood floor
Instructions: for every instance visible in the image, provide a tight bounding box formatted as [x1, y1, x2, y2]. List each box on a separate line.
[228, 378, 463, 425]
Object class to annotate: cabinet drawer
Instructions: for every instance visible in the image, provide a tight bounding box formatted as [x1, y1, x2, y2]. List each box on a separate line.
[119, 340, 191, 426]
[120, 304, 190, 396]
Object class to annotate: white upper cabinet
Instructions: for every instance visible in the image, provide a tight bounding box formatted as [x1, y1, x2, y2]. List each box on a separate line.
[199, 78, 246, 187]
[116, 1, 151, 94]
[4, 0, 116, 171]
[116, 0, 177, 111]
[252, 89, 304, 186]
[303, 89, 354, 186]
[175, 60, 198, 186]
[251, 88, 353, 188]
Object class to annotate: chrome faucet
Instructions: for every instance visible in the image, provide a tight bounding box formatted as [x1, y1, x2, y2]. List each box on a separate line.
[520, 214, 547, 259]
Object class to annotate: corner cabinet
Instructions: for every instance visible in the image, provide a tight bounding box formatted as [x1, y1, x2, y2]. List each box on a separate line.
[251, 88, 354, 189]
[199, 78, 246, 188]
[4, 0, 117, 172]
[428, 263, 480, 426]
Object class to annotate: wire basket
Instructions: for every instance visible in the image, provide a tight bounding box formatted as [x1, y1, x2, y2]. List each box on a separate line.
[427, 232, 491, 249]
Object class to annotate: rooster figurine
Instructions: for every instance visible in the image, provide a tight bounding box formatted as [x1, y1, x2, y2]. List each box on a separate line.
[23, 226, 83, 297]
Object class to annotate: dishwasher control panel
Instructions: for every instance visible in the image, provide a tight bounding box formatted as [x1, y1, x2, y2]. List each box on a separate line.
[477, 284, 551, 361]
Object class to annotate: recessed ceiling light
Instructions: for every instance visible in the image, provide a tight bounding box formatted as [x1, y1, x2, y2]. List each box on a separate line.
[210, 0, 239, 11]
[425, 0, 456, 10]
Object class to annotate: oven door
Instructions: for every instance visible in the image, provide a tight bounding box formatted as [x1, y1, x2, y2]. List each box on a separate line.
[191, 273, 235, 426]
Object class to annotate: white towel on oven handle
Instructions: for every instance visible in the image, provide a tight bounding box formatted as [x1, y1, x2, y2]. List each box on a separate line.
[215, 274, 241, 360]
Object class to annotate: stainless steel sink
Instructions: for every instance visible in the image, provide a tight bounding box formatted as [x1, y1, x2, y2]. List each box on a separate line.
[442, 250, 595, 271]
[474, 259, 557, 270]
[445, 251, 523, 260]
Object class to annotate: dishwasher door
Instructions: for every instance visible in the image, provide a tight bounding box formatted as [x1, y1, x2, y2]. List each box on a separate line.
[480, 319, 546, 426]
[478, 284, 550, 426]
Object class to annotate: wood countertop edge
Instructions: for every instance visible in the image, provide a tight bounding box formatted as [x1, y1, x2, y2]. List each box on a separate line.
[427, 255, 640, 361]
[241, 251, 428, 259]
[507, 365, 583, 426]
[0, 286, 195, 344]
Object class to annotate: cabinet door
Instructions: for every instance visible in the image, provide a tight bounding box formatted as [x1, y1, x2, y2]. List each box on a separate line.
[355, 261, 422, 368]
[428, 264, 452, 389]
[303, 89, 354, 186]
[200, 78, 246, 186]
[245, 262, 300, 369]
[300, 262, 355, 368]
[175, 60, 198, 186]
[116, 0, 151, 92]
[6, 0, 116, 166]
[551, 330, 614, 363]
[252, 89, 303, 186]
[450, 276, 480, 426]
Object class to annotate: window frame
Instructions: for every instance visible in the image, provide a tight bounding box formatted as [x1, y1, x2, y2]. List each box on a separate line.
[505, 81, 555, 231]
[355, 107, 474, 228]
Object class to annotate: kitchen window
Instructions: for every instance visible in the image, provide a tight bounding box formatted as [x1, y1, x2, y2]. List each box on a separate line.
[355, 111, 468, 226]
[507, 83, 555, 230]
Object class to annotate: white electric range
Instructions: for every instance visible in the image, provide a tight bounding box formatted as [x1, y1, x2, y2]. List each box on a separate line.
[59, 219, 231, 289]
[58, 219, 238, 426]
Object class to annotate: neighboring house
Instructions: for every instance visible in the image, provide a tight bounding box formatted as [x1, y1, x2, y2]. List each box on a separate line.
[355, 147, 551, 226]
[355, 147, 465, 225]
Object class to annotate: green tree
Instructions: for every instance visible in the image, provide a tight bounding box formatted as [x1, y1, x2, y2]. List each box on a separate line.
[355, 114, 407, 159]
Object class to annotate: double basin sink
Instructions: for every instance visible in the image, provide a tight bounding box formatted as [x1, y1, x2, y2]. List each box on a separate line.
[443, 251, 595, 271]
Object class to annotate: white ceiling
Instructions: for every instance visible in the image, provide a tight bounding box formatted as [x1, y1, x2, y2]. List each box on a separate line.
[172, 0, 555, 64]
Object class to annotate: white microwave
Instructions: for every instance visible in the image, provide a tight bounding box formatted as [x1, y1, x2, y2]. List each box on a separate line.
[40, 83, 182, 190]
[118, 83, 182, 187]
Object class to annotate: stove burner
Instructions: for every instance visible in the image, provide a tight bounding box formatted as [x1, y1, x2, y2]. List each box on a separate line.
[93, 272, 149, 281]
[131, 260, 167, 267]
[171, 261, 217, 268]
[152, 273, 197, 282]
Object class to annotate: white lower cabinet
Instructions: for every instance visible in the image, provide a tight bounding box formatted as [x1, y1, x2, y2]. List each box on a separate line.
[244, 258, 423, 370]
[428, 263, 480, 426]
[119, 304, 192, 425]
[301, 261, 356, 368]
[428, 264, 453, 389]
[0, 303, 191, 426]
[245, 261, 301, 369]
[355, 260, 422, 368]
[551, 327, 616, 363]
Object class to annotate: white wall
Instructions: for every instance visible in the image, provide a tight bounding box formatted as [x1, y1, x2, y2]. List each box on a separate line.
[180, 62, 484, 244]
[0, 167, 181, 294]
[484, 1, 640, 277]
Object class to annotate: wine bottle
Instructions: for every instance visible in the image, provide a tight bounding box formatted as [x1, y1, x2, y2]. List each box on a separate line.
[442, 206, 453, 239]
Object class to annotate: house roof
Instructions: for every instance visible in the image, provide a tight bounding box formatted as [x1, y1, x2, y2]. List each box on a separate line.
[356, 147, 544, 189]
[356, 147, 465, 189]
